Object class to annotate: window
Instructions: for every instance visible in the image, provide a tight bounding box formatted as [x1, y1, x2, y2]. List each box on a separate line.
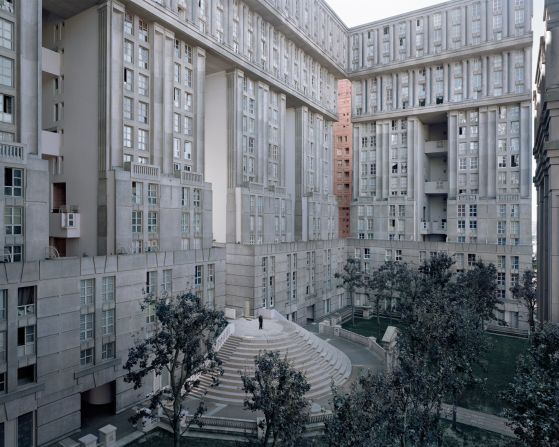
[80, 279, 94, 306]
[138, 47, 149, 69]
[102, 342, 115, 360]
[132, 181, 143, 205]
[195, 265, 202, 287]
[132, 211, 142, 233]
[17, 286, 34, 317]
[148, 184, 158, 205]
[207, 264, 215, 288]
[4, 167, 22, 198]
[181, 187, 189, 207]
[147, 211, 158, 233]
[4, 206, 22, 235]
[146, 271, 158, 296]
[123, 125, 132, 148]
[0, 18, 13, 50]
[101, 276, 115, 303]
[80, 313, 94, 340]
[138, 102, 148, 124]
[102, 309, 114, 335]
[183, 141, 192, 161]
[0, 93, 14, 123]
[0, 56, 13, 87]
[138, 74, 148, 96]
[80, 347, 94, 366]
[468, 254, 476, 266]
[4, 245, 21, 262]
[138, 129, 148, 151]
[162, 269, 172, 293]
[497, 272, 506, 287]
[0, 290, 5, 320]
[193, 189, 201, 208]
[457, 204, 465, 217]
[511, 256, 519, 270]
[124, 40, 134, 63]
[469, 205, 477, 217]
[181, 212, 189, 233]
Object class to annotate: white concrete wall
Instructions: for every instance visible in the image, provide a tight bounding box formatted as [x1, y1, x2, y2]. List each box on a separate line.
[204, 71, 228, 244]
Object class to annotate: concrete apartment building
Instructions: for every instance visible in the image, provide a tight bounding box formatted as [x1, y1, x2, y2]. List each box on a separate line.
[0, 0, 535, 444]
[534, 0, 559, 324]
[334, 79, 352, 238]
[346, 0, 534, 328]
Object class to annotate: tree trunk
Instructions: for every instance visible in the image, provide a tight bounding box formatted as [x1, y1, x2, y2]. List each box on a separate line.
[376, 298, 381, 339]
[351, 291, 355, 326]
[452, 400, 457, 431]
[173, 398, 181, 447]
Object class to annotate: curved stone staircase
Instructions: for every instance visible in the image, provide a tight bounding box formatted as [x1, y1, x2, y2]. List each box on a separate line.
[191, 318, 351, 404]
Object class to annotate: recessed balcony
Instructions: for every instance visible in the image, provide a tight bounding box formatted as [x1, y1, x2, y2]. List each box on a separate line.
[420, 220, 447, 235]
[424, 180, 448, 195]
[49, 206, 80, 238]
[42, 47, 62, 77]
[42, 130, 61, 157]
[425, 140, 448, 156]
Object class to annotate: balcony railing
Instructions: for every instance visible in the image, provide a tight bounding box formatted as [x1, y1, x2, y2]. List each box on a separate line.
[0, 142, 24, 163]
[17, 343, 35, 357]
[17, 304, 35, 317]
[181, 171, 203, 184]
[126, 162, 160, 178]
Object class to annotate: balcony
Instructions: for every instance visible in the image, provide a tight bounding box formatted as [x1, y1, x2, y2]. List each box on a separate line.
[424, 180, 448, 195]
[425, 140, 448, 156]
[42, 130, 61, 157]
[42, 47, 62, 77]
[17, 343, 35, 357]
[420, 220, 447, 234]
[180, 171, 204, 185]
[124, 162, 160, 179]
[0, 142, 25, 163]
[49, 206, 80, 238]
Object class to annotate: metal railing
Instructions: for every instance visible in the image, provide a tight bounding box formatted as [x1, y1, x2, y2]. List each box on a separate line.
[17, 304, 35, 317]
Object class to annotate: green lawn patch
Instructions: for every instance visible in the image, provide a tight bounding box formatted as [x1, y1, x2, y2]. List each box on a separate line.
[343, 317, 528, 415]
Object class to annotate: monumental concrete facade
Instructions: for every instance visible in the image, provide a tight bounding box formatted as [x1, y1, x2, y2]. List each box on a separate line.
[0, 0, 349, 444]
[534, 0, 559, 323]
[0, 0, 536, 444]
[334, 79, 352, 238]
[347, 0, 534, 328]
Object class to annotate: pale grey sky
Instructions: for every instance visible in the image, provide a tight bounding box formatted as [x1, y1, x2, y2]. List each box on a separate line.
[326, 0, 544, 236]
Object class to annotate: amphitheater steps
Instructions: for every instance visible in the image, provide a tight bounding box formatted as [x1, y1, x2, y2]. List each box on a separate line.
[191, 319, 351, 404]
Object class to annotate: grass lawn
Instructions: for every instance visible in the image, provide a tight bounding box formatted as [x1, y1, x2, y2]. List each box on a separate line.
[441, 421, 513, 446]
[342, 315, 404, 340]
[343, 317, 528, 415]
[128, 430, 239, 446]
[458, 333, 528, 415]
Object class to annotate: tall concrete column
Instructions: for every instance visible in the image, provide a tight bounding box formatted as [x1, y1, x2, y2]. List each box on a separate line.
[376, 122, 383, 200]
[524, 47, 531, 93]
[194, 47, 206, 175]
[448, 113, 457, 199]
[462, 60, 468, 99]
[479, 108, 488, 198]
[19, 0, 40, 155]
[382, 122, 390, 199]
[482, 56, 488, 97]
[487, 108, 497, 198]
[426, 67, 431, 105]
[462, 6, 467, 46]
[520, 102, 531, 198]
[503, 52, 509, 94]
[444, 64, 449, 103]
[407, 119, 415, 200]
[442, 11, 447, 50]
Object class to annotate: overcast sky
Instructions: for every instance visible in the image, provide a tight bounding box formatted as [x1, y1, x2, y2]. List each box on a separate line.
[326, 0, 545, 234]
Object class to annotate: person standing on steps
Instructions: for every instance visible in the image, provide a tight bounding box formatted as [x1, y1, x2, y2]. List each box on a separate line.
[258, 314, 263, 330]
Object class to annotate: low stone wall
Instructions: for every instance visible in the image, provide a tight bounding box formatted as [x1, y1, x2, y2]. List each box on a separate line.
[319, 321, 387, 364]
